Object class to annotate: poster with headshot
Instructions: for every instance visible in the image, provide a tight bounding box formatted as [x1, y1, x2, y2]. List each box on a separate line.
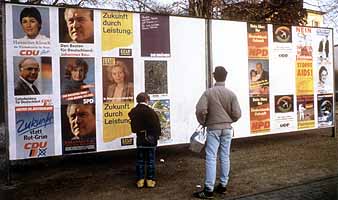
[59, 8, 94, 43]
[145, 60, 168, 95]
[102, 57, 134, 143]
[15, 106, 54, 159]
[102, 57, 134, 102]
[316, 65, 332, 94]
[58, 8, 94, 57]
[313, 28, 333, 95]
[149, 99, 171, 143]
[248, 59, 269, 95]
[60, 57, 95, 105]
[12, 5, 50, 46]
[13, 56, 53, 96]
[101, 11, 133, 53]
[297, 95, 315, 129]
[140, 14, 170, 57]
[317, 94, 333, 127]
[272, 95, 296, 131]
[61, 104, 96, 154]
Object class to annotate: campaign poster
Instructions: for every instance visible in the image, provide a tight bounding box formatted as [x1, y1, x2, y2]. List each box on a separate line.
[316, 65, 332, 94]
[248, 59, 269, 95]
[272, 95, 296, 131]
[60, 57, 95, 105]
[58, 8, 94, 56]
[271, 25, 293, 60]
[314, 28, 331, 63]
[145, 60, 168, 95]
[295, 26, 312, 61]
[101, 11, 133, 54]
[249, 96, 270, 133]
[11, 5, 51, 54]
[102, 57, 134, 102]
[295, 61, 314, 95]
[15, 106, 54, 159]
[317, 94, 333, 127]
[273, 25, 292, 43]
[102, 102, 133, 142]
[247, 23, 268, 59]
[297, 95, 315, 129]
[13, 56, 53, 96]
[140, 14, 170, 57]
[61, 104, 96, 154]
[149, 99, 171, 143]
[313, 28, 333, 94]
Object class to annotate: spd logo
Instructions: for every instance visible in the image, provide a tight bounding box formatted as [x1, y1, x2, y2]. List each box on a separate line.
[24, 142, 48, 157]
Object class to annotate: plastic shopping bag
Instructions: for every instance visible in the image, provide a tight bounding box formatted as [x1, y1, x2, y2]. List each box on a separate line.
[189, 126, 206, 153]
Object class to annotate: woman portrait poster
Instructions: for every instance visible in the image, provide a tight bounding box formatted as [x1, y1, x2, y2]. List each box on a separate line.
[102, 57, 134, 102]
[12, 5, 50, 40]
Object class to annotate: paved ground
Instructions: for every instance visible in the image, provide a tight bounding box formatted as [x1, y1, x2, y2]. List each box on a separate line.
[232, 176, 338, 200]
[0, 128, 337, 200]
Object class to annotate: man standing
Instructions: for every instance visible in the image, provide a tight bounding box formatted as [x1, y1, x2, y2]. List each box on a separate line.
[15, 57, 41, 95]
[193, 66, 241, 199]
[64, 8, 94, 43]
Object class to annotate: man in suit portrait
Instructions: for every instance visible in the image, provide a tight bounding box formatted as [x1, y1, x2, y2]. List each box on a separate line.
[255, 62, 269, 82]
[15, 57, 40, 95]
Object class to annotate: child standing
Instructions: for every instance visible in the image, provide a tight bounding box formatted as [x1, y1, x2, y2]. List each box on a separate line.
[128, 92, 161, 188]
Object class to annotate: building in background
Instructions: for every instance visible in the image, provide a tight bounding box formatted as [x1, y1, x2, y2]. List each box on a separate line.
[303, 0, 325, 27]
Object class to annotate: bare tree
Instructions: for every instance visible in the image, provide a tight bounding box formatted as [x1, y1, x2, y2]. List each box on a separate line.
[304, 0, 338, 43]
[186, 0, 307, 25]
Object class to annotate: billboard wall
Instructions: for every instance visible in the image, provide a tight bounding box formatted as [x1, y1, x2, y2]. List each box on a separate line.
[4, 3, 334, 160]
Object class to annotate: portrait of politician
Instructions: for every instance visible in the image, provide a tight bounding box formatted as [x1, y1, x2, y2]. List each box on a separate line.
[66, 104, 96, 140]
[15, 57, 41, 96]
[18, 7, 49, 40]
[61, 58, 90, 94]
[61, 58, 94, 104]
[104, 60, 134, 102]
[61, 8, 94, 43]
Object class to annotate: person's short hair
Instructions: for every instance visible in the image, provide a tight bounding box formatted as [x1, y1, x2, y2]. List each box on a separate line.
[213, 66, 227, 82]
[66, 104, 95, 117]
[107, 61, 130, 83]
[256, 62, 263, 68]
[64, 8, 93, 21]
[18, 57, 39, 70]
[136, 92, 150, 103]
[20, 7, 42, 31]
[65, 58, 89, 79]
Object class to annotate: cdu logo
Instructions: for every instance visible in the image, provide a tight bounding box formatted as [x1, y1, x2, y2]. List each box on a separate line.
[24, 142, 48, 157]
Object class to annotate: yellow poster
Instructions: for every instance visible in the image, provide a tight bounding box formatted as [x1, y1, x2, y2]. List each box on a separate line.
[101, 11, 133, 51]
[103, 102, 133, 142]
[295, 61, 314, 95]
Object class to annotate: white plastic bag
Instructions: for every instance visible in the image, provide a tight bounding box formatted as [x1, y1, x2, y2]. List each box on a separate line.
[189, 126, 206, 153]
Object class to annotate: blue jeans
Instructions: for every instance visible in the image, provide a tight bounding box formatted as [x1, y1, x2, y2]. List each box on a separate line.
[204, 128, 233, 192]
[136, 147, 156, 180]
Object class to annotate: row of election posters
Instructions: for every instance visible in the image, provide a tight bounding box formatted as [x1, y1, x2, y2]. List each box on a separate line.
[5, 3, 334, 160]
